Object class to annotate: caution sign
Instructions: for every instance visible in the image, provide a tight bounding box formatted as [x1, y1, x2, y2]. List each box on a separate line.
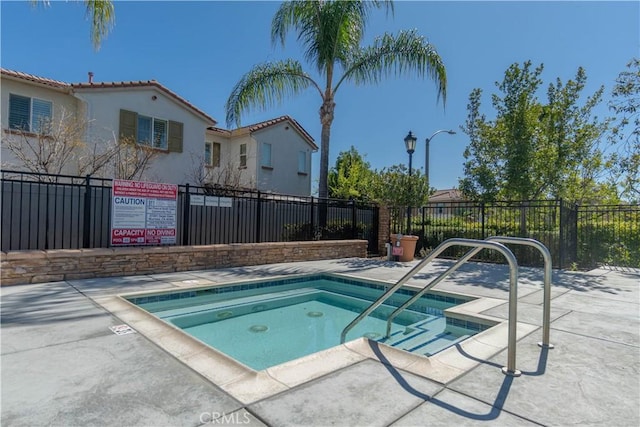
[111, 179, 178, 246]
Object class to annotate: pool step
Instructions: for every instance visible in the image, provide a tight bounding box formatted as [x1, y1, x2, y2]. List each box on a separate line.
[377, 317, 471, 356]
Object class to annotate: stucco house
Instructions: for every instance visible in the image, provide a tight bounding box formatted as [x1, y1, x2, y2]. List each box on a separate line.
[0, 68, 317, 196]
[427, 188, 465, 217]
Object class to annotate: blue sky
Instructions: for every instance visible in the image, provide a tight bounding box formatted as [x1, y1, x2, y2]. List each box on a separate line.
[2, 1, 638, 192]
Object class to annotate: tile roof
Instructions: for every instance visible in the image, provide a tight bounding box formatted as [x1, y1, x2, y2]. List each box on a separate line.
[208, 116, 317, 150]
[1, 68, 70, 89]
[71, 80, 216, 125]
[429, 188, 463, 202]
[246, 116, 318, 150]
[1, 68, 216, 125]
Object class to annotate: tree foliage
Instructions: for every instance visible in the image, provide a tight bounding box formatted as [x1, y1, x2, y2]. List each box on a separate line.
[225, 0, 446, 203]
[1, 109, 156, 182]
[369, 164, 431, 208]
[327, 146, 374, 200]
[460, 61, 615, 204]
[608, 58, 640, 201]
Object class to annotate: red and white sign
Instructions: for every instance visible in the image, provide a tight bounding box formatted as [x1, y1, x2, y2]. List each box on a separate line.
[111, 179, 178, 246]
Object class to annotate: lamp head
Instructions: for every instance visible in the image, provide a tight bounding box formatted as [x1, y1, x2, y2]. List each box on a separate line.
[404, 131, 417, 154]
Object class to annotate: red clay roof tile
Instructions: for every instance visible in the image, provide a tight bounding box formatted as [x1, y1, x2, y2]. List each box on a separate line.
[1, 68, 216, 125]
[1, 68, 70, 89]
[71, 80, 216, 125]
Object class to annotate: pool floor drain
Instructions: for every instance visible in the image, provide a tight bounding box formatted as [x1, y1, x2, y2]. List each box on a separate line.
[363, 332, 381, 339]
[307, 311, 324, 318]
[249, 325, 268, 333]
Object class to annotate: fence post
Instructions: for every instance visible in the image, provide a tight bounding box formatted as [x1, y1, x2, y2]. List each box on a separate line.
[83, 174, 91, 248]
[182, 183, 190, 246]
[558, 198, 564, 269]
[351, 198, 357, 239]
[481, 202, 486, 239]
[310, 197, 315, 240]
[256, 191, 262, 243]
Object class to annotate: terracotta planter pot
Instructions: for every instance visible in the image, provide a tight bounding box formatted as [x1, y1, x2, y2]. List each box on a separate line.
[389, 234, 419, 262]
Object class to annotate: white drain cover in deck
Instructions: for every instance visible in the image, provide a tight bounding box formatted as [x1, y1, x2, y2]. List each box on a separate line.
[109, 324, 137, 335]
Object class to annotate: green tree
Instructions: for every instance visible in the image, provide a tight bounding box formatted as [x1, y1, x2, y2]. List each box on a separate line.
[369, 164, 431, 233]
[460, 61, 613, 203]
[225, 0, 446, 204]
[327, 146, 374, 200]
[32, 0, 115, 49]
[608, 58, 640, 202]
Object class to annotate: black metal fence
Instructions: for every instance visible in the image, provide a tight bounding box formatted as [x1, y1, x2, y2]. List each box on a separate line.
[1, 170, 379, 254]
[390, 200, 639, 269]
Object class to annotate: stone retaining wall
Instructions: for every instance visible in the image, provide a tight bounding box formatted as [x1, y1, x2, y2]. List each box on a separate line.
[1, 240, 368, 286]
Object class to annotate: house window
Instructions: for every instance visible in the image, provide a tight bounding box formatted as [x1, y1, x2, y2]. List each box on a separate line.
[261, 143, 272, 168]
[239, 143, 247, 168]
[137, 115, 167, 150]
[212, 143, 220, 167]
[119, 109, 182, 152]
[298, 151, 307, 173]
[8, 93, 53, 133]
[205, 142, 220, 167]
[204, 142, 212, 166]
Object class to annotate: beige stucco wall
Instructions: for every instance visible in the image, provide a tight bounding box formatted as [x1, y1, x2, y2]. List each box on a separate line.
[254, 122, 313, 196]
[75, 86, 212, 185]
[1, 78, 81, 172]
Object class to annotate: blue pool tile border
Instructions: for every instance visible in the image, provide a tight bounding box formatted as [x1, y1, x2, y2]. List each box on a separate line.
[126, 274, 470, 307]
[446, 317, 492, 332]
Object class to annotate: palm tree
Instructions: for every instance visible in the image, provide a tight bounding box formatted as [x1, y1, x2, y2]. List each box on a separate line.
[32, 0, 115, 49]
[226, 0, 447, 203]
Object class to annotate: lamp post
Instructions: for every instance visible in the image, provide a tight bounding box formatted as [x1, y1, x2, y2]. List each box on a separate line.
[425, 129, 456, 189]
[404, 131, 417, 235]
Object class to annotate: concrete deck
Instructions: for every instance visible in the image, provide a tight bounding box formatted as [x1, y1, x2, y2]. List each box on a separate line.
[2, 258, 639, 426]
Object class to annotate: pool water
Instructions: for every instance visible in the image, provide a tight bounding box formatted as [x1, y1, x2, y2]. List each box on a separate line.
[129, 275, 487, 371]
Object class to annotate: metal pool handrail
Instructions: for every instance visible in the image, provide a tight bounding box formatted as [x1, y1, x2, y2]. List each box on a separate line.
[384, 236, 554, 350]
[485, 236, 554, 349]
[339, 237, 521, 376]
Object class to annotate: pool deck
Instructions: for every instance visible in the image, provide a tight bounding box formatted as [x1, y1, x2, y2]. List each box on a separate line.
[2, 258, 639, 426]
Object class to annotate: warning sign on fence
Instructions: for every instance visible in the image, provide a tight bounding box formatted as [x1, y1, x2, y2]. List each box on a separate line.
[111, 179, 177, 246]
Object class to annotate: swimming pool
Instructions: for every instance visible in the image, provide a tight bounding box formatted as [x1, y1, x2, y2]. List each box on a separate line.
[127, 274, 491, 371]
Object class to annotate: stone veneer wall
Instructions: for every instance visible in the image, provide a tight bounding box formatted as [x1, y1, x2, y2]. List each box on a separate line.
[1, 240, 368, 286]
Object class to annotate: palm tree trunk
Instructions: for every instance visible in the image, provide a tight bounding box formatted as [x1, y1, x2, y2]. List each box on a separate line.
[318, 97, 335, 229]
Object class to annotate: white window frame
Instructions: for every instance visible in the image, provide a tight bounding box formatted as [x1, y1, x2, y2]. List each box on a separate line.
[137, 115, 168, 150]
[239, 143, 247, 168]
[261, 143, 272, 168]
[8, 93, 53, 133]
[298, 151, 307, 174]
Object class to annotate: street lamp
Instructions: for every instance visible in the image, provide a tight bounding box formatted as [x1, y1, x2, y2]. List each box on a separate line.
[404, 131, 417, 234]
[425, 129, 456, 189]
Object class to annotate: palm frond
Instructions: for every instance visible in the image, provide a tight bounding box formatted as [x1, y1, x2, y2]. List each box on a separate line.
[85, 0, 115, 50]
[271, 1, 393, 73]
[338, 29, 447, 104]
[225, 59, 321, 128]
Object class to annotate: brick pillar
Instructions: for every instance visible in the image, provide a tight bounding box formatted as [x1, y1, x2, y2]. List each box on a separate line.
[378, 205, 391, 255]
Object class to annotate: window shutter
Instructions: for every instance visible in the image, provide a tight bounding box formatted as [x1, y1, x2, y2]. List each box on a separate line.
[32, 99, 53, 133]
[153, 119, 168, 149]
[168, 120, 183, 153]
[212, 143, 221, 167]
[9, 94, 31, 131]
[119, 109, 138, 142]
